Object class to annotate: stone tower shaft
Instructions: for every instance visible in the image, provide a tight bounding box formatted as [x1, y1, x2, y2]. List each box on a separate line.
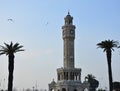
[62, 12, 76, 68]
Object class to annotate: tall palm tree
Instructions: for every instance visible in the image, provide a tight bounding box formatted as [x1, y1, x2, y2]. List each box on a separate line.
[0, 42, 24, 91]
[97, 39, 119, 91]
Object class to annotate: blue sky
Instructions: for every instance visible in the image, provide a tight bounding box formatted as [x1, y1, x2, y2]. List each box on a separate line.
[0, 0, 120, 90]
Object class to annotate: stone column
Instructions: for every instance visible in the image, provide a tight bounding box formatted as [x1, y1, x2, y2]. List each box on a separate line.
[68, 72, 70, 80]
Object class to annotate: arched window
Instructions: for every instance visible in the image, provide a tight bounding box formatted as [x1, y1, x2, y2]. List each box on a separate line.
[74, 89, 77, 91]
[51, 88, 54, 91]
[84, 88, 88, 91]
[62, 88, 66, 91]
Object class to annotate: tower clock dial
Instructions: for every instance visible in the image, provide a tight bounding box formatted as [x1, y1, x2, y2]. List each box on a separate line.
[70, 30, 74, 34]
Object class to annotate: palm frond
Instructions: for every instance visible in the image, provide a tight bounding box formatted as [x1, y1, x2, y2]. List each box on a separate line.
[0, 42, 24, 55]
[14, 45, 23, 50]
[15, 49, 24, 53]
[4, 42, 10, 50]
[0, 45, 8, 55]
[0, 52, 6, 55]
[0, 45, 8, 50]
[97, 39, 119, 52]
[10, 41, 13, 48]
[13, 42, 19, 48]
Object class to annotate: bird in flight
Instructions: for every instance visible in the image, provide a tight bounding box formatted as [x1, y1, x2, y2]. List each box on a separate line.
[7, 18, 14, 22]
[46, 22, 49, 25]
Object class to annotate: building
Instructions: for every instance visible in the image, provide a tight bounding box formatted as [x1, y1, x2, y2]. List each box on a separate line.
[48, 13, 89, 91]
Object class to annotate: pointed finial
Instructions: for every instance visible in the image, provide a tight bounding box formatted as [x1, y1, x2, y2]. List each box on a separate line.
[68, 9, 70, 15]
[68, 11, 70, 15]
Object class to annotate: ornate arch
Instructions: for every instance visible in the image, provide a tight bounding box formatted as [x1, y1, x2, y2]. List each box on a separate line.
[62, 88, 66, 91]
[83, 88, 89, 91]
[74, 89, 77, 91]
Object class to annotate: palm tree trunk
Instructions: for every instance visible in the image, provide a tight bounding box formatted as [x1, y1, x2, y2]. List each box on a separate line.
[8, 54, 14, 91]
[106, 50, 113, 91]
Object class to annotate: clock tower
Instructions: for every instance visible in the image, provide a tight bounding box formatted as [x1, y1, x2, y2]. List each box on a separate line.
[62, 12, 75, 68]
[48, 12, 89, 91]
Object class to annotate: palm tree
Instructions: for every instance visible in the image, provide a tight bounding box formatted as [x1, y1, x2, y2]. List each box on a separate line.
[0, 42, 24, 91]
[97, 39, 119, 91]
[85, 74, 99, 91]
[85, 74, 95, 80]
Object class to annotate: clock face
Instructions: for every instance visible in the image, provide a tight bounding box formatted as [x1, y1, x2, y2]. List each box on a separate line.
[70, 30, 74, 34]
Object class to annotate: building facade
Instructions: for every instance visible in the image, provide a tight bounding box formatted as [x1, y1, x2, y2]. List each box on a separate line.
[48, 13, 89, 91]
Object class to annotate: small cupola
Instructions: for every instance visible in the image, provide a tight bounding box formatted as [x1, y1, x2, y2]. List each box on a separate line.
[64, 12, 73, 25]
[50, 79, 56, 85]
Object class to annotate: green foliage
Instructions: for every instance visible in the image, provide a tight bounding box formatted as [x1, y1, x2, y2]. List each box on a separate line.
[113, 81, 120, 90]
[97, 39, 119, 52]
[85, 74, 99, 91]
[0, 42, 24, 55]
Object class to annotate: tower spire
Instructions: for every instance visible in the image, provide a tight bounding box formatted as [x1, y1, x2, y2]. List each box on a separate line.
[68, 9, 70, 15]
[68, 11, 70, 15]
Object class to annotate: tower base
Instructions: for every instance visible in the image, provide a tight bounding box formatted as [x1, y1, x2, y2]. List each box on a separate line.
[49, 80, 89, 91]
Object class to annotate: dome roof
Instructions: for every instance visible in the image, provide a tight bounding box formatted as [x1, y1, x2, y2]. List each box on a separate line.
[50, 79, 56, 85]
[65, 12, 73, 20]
